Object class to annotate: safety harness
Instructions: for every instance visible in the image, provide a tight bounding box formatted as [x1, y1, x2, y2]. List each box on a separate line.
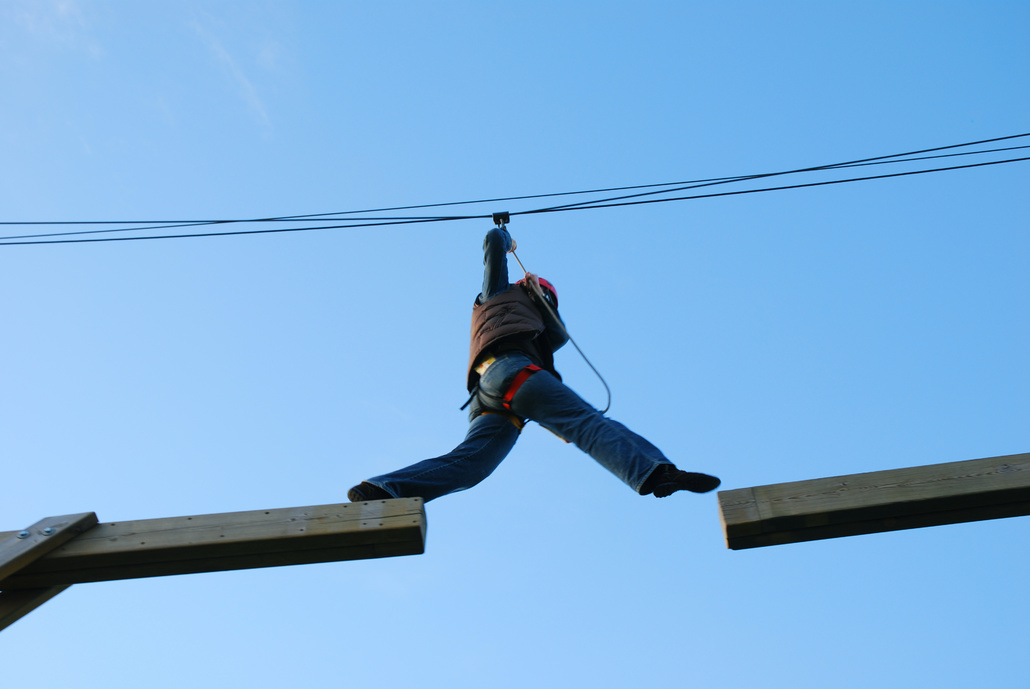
[461, 355, 542, 429]
[501, 363, 542, 409]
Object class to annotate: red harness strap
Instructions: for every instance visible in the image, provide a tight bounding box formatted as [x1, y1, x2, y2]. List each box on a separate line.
[502, 365, 542, 410]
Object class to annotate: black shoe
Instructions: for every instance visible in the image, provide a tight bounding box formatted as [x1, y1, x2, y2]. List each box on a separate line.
[347, 481, 392, 502]
[645, 465, 721, 497]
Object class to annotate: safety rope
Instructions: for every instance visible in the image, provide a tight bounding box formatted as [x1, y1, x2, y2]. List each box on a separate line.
[502, 222, 613, 414]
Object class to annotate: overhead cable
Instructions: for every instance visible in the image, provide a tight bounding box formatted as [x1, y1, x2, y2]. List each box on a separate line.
[1, 133, 1027, 246]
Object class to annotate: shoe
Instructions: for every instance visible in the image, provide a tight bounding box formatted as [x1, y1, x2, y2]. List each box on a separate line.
[347, 481, 392, 502]
[645, 465, 721, 497]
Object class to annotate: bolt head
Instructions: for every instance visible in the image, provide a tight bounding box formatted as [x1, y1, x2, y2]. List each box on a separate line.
[17, 531, 31, 539]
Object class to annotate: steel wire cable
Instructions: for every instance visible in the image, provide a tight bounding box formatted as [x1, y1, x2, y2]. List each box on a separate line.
[5, 132, 1026, 233]
[522, 138, 1030, 215]
[2, 133, 1027, 246]
[515, 155, 1030, 217]
[5, 141, 1026, 243]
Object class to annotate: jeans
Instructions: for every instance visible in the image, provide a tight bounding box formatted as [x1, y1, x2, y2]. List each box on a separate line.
[368, 352, 671, 501]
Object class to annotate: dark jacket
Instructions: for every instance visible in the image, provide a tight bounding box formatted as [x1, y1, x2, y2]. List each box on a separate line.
[466, 283, 558, 391]
[465, 227, 568, 391]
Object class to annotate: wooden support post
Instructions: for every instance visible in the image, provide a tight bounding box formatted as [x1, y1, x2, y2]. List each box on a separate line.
[0, 587, 71, 631]
[718, 452, 1030, 550]
[1, 499, 426, 590]
[0, 513, 98, 631]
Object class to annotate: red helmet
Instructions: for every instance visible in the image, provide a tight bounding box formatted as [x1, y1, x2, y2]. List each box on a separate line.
[518, 276, 558, 307]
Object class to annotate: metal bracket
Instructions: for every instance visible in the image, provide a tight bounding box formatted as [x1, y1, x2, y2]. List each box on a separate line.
[492, 211, 510, 228]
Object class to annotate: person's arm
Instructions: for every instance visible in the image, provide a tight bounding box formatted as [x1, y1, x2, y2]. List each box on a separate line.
[541, 306, 569, 352]
[523, 272, 569, 352]
[479, 226, 513, 303]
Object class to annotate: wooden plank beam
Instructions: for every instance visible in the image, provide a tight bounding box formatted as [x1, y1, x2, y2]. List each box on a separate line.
[0, 513, 98, 631]
[0, 499, 426, 589]
[718, 452, 1030, 550]
[0, 586, 71, 632]
[0, 513, 99, 582]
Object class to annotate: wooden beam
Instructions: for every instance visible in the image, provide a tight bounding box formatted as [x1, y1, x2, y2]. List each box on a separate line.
[0, 586, 71, 631]
[0, 499, 426, 589]
[718, 452, 1030, 550]
[0, 513, 98, 631]
[0, 513, 98, 582]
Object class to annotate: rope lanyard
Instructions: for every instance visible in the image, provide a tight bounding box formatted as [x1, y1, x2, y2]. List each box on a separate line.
[496, 215, 613, 414]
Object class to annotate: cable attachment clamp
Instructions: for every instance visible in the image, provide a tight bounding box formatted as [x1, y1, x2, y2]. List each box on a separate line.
[492, 211, 510, 229]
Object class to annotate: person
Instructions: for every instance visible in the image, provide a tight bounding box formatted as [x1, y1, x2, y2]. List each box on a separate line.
[347, 225, 720, 503]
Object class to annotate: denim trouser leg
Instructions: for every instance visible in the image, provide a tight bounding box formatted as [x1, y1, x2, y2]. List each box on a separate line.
[366, 352, 670, 500]
[368, 412, 520, 502]
[507, 367, 671, 493]
[366, 354, 531, 501]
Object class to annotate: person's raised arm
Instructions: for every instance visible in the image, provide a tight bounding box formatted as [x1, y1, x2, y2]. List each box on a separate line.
[480, 226, 514, 303]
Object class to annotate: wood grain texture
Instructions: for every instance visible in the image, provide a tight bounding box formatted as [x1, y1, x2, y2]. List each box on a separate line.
[0, 500, 426, 588]
[718, 452, 1030, 549]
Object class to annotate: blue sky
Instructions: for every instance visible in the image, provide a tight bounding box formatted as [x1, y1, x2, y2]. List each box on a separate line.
[1, 2, 1027, 687]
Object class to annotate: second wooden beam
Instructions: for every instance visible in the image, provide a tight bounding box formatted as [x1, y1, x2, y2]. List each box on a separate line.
[718, 452, 1030, 550]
